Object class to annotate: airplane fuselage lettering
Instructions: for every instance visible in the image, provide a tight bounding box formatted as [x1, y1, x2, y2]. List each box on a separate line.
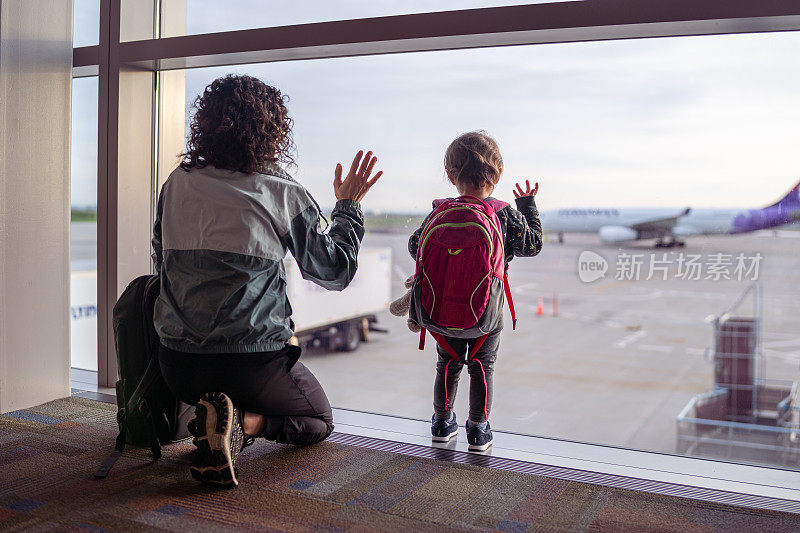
[557, 209, 619, 217]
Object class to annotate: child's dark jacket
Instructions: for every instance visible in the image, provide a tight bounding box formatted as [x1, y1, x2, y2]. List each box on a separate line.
[408, 196, 543, 264]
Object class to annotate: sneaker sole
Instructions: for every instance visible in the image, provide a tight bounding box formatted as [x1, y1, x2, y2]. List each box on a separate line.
[431, 429, 458, 442]
[468, 440, 493, 451]
[188, 392, 238, 487]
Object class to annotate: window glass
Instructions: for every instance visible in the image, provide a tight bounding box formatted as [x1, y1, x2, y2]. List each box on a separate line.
[167, 1, 567, 37]
[177, 31, 800, 468]
[71, 76, 99, 372]
[73, 0, 100, 47]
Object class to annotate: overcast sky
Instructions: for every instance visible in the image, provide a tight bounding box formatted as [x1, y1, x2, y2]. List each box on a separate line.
[71, 2, 800, 213]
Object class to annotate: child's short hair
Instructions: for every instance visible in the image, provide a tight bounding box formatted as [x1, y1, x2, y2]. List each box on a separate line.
[444, 130, 503, 190]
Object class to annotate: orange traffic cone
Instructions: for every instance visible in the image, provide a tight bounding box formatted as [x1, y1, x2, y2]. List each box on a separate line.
[537, 296, 544, 317]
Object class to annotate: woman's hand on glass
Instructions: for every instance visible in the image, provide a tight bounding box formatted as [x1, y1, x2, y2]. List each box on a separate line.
[513, 179, 539, 198]
[334, 150, 383, 202]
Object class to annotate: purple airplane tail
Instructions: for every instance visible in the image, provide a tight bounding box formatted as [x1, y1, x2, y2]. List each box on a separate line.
[766, 179, 800, 208]
[732, 179, 800, 233]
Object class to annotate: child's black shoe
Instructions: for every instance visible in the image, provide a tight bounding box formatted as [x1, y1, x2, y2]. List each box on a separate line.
[431, 413, 458, 442]
[466, 420, 493, 451]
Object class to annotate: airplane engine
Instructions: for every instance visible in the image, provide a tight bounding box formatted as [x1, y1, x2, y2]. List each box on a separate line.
[673, 225, 699, 237]
[598, 225, 638, 243]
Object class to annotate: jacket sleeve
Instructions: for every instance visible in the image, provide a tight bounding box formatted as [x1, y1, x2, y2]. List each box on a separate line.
[151, 189, 164, 273]
[282, 198, 365, 291]
[504, 196, 543, 260]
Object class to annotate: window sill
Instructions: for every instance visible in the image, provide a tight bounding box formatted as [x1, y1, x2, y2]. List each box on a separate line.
[331, 407, 800, 514]
[69, 370, 800, 514]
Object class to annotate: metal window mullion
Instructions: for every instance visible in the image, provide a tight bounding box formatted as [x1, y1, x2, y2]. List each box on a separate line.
[97, 0, 122, 388]
[71, 1, 800, 72]
[150, 70, 160, 276]
[150, 0, 163, 272]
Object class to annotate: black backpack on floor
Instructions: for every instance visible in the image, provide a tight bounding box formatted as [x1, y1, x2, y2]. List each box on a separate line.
[95, 274, 194, 478]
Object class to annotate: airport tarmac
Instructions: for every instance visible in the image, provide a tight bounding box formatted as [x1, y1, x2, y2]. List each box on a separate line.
[70, 221, 97, 270]
[303, 228, 800, 456]
[69, 222, 800, 457]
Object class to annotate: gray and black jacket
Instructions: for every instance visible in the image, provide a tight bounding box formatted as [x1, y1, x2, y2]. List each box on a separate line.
[152, 163, 364, 354]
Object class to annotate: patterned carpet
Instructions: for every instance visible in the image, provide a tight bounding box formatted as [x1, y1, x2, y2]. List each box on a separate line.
[1, 396, 799, 532]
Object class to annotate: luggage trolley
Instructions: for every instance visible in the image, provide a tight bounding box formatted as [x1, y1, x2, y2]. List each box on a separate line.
[676, 282, 800, 467]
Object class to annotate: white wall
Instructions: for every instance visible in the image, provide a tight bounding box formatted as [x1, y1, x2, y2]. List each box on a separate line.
[0, 0, 73, 412]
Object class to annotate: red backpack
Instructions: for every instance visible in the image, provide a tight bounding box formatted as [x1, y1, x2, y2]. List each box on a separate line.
[409, 196, 517, 359]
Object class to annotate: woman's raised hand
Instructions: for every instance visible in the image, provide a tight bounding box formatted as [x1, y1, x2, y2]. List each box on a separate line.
[334, 150, 383, 202]
[513, 180, 539, 198]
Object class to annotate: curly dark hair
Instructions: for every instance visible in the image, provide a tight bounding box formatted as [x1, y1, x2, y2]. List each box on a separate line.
[180, 74, 295, 173]
[444, 130, 503, 190]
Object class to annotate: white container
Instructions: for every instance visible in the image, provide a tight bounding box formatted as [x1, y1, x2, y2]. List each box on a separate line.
[70, 270, 98, 371]
[68, 247, 393, 367]
[284, 247, 392, 333]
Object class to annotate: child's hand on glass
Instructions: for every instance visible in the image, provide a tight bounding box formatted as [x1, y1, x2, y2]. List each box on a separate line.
[513, 180, 538, 198]
[333, 150, 383, 202]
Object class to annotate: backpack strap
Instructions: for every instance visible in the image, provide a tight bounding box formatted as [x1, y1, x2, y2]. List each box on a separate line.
[138, 397, 163, 460]
[503, 270, 517, 330]
[95, 380, 128, 479]
[94, 357, 163, 479]
[468, 334, 489, 359]
[483, 198, 510, 215]
[94, 433, 125, 479]
[427, 330, 462, 412]
[426, 331, 491, 418]
[428, 331, 460, 361]
[419, 327, 426, 350]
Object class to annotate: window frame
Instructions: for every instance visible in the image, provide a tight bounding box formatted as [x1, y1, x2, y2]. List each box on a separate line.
[71, 0, 800, 505]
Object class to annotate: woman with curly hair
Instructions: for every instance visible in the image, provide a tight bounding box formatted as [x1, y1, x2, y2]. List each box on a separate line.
[152, 74, 382, 486]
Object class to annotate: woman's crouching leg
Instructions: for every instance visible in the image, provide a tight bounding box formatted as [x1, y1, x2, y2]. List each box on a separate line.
[262, 415, 333, 445]
[251, 360, 334, 445]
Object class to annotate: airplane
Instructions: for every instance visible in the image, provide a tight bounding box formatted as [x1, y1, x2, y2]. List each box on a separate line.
[540, 179, 800, 247]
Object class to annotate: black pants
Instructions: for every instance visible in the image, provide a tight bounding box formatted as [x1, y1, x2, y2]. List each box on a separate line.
[433, 323, 502, 424]
[159, 344, 333, 445]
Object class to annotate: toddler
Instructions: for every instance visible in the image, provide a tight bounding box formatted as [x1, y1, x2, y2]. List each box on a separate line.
[405, 130, 543, 450]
